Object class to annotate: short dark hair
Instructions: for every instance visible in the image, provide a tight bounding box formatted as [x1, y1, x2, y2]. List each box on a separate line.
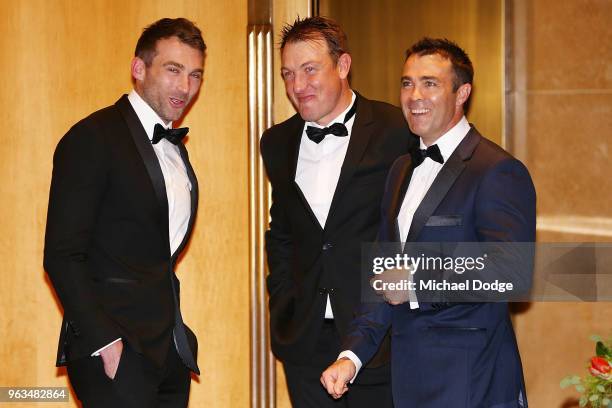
[406, 38, 473, 92]
[135, 18, 206, 66]
[280, 16, 349, 64]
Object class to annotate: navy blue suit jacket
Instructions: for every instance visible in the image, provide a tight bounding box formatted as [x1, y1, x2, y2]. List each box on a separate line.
[343, 127, 536, 408]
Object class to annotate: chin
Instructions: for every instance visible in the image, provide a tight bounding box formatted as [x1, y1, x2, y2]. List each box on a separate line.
[298, 111, 316, 122]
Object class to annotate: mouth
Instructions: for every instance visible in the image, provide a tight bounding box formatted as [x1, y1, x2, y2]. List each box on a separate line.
[169, 97, 186, 109]
[297, 95, 316, 104]
[410, 108, 431, 116]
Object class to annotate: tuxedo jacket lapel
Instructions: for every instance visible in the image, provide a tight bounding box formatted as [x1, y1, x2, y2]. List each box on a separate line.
[173, 142, 199, 260]
[287, 115, 304, 181]
[385, 156, 415, 242]
[286, 115, 323, 231]
[406, 128, 481, 241]
[326, 94, 374, 226]
[115, 95, 171, 247]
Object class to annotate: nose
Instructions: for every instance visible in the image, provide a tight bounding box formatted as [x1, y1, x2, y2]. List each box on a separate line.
[293, 72, 306, 94]
[410, 84, 423, 101]
[177, 73, 189, 94]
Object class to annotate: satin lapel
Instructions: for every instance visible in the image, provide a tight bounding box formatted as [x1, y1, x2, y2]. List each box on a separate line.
[116, 95, 170, 235]
[388, 157, 415, 222]
[173, 142, 199, 259]
[326, 95, 373, 227]
[406, 128, 481, 242]
[287, 115, 323, 231]
[287, 115, 305, 180]
[387, 156, 415, 242]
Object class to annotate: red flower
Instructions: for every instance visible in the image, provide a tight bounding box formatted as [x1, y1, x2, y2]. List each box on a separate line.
[589, 356, 611, 379]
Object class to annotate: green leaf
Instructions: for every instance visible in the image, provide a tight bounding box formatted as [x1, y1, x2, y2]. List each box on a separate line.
[590, 394, 600, 401]
[596, 341, 610, 357]
[601, 397, 610, 405]
[597, 384, 606, 393]
[571, 375, 582, 384]
[560, 377, 573, 389]
[576, 385, 586, 393]
[579, 395, 588, 407]
[591, 334, 603, 342]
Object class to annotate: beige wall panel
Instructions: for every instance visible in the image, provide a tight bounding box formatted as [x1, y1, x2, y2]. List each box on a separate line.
[528, 93, 612, 216]
[0, 1, 249, 407]
[516, 1, 612, 403]
[321, 0, 504, 144]
[526, 0, 612, 90]
[513, 302, 612, 408]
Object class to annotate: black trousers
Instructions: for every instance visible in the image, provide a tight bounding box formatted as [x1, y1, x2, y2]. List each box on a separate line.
[67, 341, 190, 408]
[283, 320, 393, 408]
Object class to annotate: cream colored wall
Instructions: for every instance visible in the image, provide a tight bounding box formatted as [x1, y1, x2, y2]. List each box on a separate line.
[0, 1, 249, 406]
[320, 0, 504, 144]
[510, 1, 612, 407]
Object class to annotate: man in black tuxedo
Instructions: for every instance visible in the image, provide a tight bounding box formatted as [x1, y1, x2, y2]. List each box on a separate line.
[322, 38, 535, 408]
[260, 16, 415, 407]
[44, 18, 205, 407]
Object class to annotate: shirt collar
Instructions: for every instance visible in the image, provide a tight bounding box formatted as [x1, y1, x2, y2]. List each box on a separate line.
[127, 89, 172, 141]
[419, 116, 471, 162]
[305, 90, 356, 129]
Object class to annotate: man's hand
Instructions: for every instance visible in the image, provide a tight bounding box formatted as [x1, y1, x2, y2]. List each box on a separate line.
[320, 357, 356, 399]
[371, 267, 412, 305]
[99, 339, 123, 380]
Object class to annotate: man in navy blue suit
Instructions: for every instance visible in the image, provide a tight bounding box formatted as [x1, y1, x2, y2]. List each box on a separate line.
[321, 38, 535, 408]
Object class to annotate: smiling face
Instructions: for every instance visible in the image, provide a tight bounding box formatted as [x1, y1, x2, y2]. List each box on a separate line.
[400, 53, 471, 145]
[132, 36, 204, 124]
[280, 38, 351, 126]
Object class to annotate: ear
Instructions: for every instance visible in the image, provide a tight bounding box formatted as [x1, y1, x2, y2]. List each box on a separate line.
[455, 83, 472, 106]
[131, 57, 146, 82]
[337, 53, 352, 80]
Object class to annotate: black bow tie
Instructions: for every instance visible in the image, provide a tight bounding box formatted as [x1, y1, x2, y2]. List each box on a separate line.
[305, 99, 358, 144]
[411, 144, 444, 167]
[152, 123, 189, 145]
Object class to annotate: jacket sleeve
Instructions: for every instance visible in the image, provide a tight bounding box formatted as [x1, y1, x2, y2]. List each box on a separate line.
[260, 132, 296, 303]
[341, 302, 393, 367]
[43, 121, 122, 354]
[472, 157, 536, 297]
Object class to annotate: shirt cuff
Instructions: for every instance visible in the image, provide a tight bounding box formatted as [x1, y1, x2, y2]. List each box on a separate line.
[337, 350, 362, 383]
[91, 338, 122, 357]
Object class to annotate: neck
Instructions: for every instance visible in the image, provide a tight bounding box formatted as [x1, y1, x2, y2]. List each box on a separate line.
[315, 86, 353, 127]
[133, 87, 172, 126]
[421, 112, 464, 147]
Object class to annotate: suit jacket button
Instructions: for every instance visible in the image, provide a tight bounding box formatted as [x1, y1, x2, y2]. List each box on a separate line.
[318, 287, 327, 295]
[322, 243, 332, 251]
[328, 288, 335, 294]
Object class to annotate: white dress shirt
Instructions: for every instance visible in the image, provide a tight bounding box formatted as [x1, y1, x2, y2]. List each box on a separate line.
[92, 90, 192, 356]
[295, 91, 356, 319]
[339, 116, 471, 380]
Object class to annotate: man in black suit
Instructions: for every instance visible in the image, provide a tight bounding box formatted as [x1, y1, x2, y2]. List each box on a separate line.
[260, 16, 415, 407]
[322, 38, 535, 408]
[44, 18, 205, 407]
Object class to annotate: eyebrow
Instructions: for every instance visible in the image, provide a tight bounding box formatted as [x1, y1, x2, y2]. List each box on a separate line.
[300, 60, 318, 68]
[163, 61, 203, 74]
[281, 60, 320, 71]
[401, 75, 439, 81]
[164, 61, 185, 69]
